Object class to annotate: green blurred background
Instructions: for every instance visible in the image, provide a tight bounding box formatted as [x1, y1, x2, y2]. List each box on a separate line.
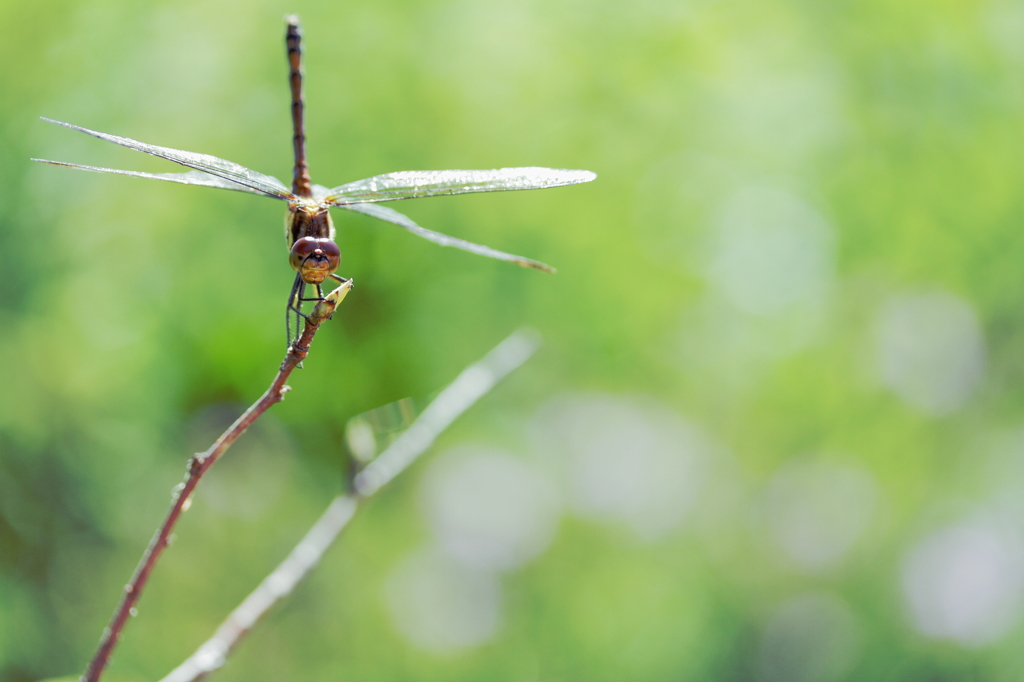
[4, 0, 1024, 680]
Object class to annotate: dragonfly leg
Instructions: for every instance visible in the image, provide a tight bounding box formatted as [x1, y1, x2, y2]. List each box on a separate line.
[286, 275, 352, 347]
[298, 283, 325, 303]
[292, 283, 330, 309]
[286, 275, 312, 346]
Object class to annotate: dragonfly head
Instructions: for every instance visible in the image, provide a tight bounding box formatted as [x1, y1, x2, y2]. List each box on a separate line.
[289, 236, 341, 284]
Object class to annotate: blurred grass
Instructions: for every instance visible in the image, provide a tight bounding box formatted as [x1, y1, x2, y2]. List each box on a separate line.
[4, 0, 1024, 680]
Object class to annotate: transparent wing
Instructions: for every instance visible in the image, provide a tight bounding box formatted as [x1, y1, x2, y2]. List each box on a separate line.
[38, 118, 293, 201]
[345, 396, 420, 463]
[322, 167, 596, 205]
[30, 159, 274, 196]
[340, 202, 556, 273]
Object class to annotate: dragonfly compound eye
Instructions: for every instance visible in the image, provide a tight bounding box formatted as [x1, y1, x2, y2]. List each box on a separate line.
[289, 237, 341, 283]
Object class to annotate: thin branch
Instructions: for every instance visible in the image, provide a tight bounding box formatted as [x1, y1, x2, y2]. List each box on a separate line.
[158, 329, 541, 682]
[80, 282, 352, 682]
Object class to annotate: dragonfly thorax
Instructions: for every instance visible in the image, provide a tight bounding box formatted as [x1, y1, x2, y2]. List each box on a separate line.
[286, 201, 334, 245]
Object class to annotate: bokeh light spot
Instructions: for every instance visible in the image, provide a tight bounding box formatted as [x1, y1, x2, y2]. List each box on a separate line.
[530, 395, 710, 540]
[384, 548, 502, 653]
[874, 290, 985, 416]
[421, 446, 560, 571]
[901, 519, 1024, 646]
[763, 460, 878, 572]
[757, 591, 860, 682]
[706, 186, 835, 317]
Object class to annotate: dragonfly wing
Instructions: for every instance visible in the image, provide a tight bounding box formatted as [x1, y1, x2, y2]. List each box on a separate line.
[340, 202, 555, 273]
[322, 167, 596, 205]
[30, 159, 274, 196]
[345, 396, 420, 463]
[39, 118, 293, 200]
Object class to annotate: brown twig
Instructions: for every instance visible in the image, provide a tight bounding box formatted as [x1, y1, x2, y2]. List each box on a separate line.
[80, 281, 352, 682]
[158, 329, 540, 682]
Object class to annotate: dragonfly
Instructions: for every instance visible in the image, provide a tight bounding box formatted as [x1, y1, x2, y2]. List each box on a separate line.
[33, 16, 596, 346]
